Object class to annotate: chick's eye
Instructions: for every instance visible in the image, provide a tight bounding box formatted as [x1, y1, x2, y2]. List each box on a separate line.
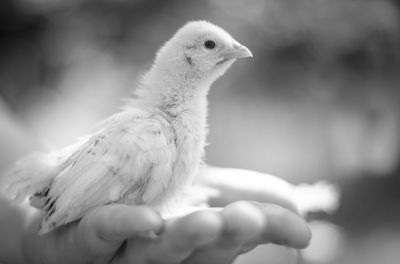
[204, 40, 216, 49]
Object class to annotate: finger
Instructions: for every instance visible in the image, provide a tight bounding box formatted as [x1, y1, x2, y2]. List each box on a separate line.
[219, 201, 266, 246]
[182, 201, 266, 264]
[75, 204, 164, 257]
[198, 167, 299, 212]
[147, 210, 223, 264]
[246, 202, 311, 250]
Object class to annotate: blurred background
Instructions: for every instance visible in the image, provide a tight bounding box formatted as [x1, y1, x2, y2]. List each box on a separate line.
[0, 0, 400, 263]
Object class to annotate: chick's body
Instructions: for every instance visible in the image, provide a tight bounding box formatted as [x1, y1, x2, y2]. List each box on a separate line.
[36, 106, 202, 234]
[2, 21, 252, 234]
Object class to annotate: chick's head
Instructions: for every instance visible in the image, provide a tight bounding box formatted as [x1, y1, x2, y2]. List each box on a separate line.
[154, 21, 252, 87]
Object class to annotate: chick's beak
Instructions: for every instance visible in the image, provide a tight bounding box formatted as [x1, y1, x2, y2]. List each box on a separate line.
[220, 43, 253, 59]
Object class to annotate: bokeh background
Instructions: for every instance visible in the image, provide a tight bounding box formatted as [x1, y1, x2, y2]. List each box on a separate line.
[1, 0, 400, 263]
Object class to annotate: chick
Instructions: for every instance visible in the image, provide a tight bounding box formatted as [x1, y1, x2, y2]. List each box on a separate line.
[1, 21, 252, 234]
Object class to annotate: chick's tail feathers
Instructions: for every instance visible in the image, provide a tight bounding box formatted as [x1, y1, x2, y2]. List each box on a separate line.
[1, 152, 60, 205]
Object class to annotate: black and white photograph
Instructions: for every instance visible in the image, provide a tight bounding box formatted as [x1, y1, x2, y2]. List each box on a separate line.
[0, 0, 399, 263]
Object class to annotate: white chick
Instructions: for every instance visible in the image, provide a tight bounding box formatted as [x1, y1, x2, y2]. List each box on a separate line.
[1, 21, 252, 234]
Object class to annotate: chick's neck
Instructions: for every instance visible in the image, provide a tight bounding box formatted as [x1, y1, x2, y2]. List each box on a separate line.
[138, 64, 212, 120]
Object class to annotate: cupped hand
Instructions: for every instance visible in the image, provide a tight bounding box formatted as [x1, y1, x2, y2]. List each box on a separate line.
[21, 201, 310, 264]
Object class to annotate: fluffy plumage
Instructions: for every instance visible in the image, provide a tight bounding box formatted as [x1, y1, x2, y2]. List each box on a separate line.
[1, 21, 252, 234]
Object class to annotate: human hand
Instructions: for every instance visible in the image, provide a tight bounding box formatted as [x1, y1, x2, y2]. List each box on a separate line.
[195, 166, 303, 212]
[11, 165, 311, 264]
[195, 166, 339, 215]
[112, 201, 310, 264]
[19, 201, 309, 264]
